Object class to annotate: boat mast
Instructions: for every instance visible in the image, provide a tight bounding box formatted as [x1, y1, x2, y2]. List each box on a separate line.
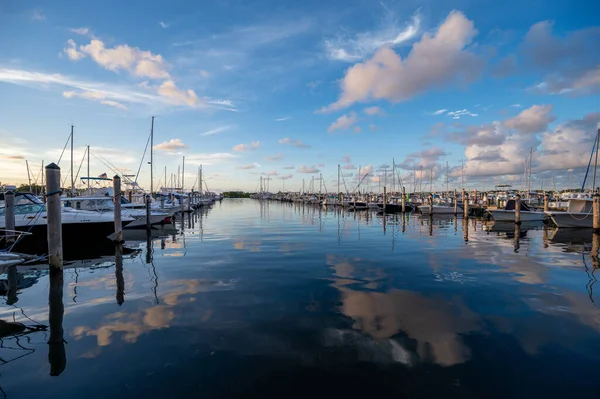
[430, 168, 433, 193]
[26, 160, 32, 192]
[182, 155, 185, 195]
[41, 160, 44, 196]
[319, 173, 322, 196]
[593, 128, 600, 192]
[87, 145, 90, 190]
[337, 164, 340, 199]
[446, 161, 449, 195]
[150, 116, 154, 198]
[70, 124, 75, 197]
[528, 147, 532, 200]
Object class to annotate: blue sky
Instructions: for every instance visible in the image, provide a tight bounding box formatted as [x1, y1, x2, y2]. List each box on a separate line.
[0, 0, 599, 192]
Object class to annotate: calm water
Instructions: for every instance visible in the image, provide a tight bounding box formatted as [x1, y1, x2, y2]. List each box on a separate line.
[1, 199, 600, 398]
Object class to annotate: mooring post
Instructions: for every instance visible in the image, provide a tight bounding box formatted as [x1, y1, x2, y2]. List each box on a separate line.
[48, 267, 66, 376]
[46, 163, 62, 270]
[543, 193, 549, 213]
[514, 223, 521, 253]
[463, 193, 469, 219]
[515, 194, 522, 225]
[429, 194, 434, 215]
[113, 176, 123, 243]
[592, 232, 600, 269]
[4, 190, 15, 243]
[454, 189, 458, 215]
[383, 186, 387, 212]
[593, 194, 600, 233]
[115, 244, 124, 306]
[401, 186, 406, 213]
[145, 194, 152, 232]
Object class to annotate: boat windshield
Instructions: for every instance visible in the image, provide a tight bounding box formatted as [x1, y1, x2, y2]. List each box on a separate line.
[63, 198, 115, 211]
[0, 203, 46, 215]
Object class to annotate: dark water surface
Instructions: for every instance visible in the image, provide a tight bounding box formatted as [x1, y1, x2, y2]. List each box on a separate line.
[1, 199, 600, 398]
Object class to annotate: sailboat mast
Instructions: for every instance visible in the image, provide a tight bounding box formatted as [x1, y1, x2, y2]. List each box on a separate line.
[200, 165, 203, 193]
[41, 160, 44, 196]
[182, 155, 185, 194]
[319, 173, 322, 195]
[593, 129, 600, 192]
[150, 116, 155, 198]
[430, 169, 433, 193]
[528, 147, 532, 200]
[446, 161, 449, 195]
[70, 124, 75, 197]
[26, 160, 32, 192]
[87, 145, 90, 190]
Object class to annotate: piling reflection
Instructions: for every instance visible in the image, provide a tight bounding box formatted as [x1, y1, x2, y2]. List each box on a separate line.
[48, 268, 66, 376]
[115, 244, 124, 306]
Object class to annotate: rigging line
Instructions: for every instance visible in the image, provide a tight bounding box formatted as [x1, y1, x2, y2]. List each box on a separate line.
[56, 133, 71, 166]
[72, 147, 88, 186]
[582, 130, 598, 192]
[135, 130, 152, 184]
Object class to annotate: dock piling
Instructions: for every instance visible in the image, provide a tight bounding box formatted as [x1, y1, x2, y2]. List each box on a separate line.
[429, 194, 434, 215]
[4, 191, 15, 243]
[46, 163, 63, 270]
[543, 193, 549, 213]
[401, 186, 406, 213]
[383, 186, 387, 212]
[463, 193, 469, 219]
[454, 189, 457, 215]
[145, 194, 152, 232]
[515, 194, 522, 225]
[593, 194, 600, 232]
[113, 175, 123, 243]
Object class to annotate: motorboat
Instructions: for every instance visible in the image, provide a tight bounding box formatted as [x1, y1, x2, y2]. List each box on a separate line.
[545, 198, 593, 228]
[420, 203, 461, 215]
[376, 203, 414, 213]
[488, 199, 546, 222]
[62, 197, 169, 228]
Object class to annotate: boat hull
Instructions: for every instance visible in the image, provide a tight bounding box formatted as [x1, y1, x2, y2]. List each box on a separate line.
[545, 212, 592, 228]
[376, 203, 414, 213]
[420, 205, 461, 215]
[489, 210, 546, 222]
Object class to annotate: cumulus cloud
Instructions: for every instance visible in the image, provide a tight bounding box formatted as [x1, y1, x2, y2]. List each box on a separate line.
[278, 138, 310, 148]
[446, 121, 507, 146]
[233, 141, 260, 152]
[324, 12, 421, 62]
[62, 90, 127, 110]
[158, 80, 199, 106]
[298, 165, 320, 173]
[154, 138, 188, 152]
[363, 106, 384, 116]
[522, 21, 600, 95]
[66, 39, 170, 79]
[70, 27, 91, 36]
[321, 11, 483, 112]
[265, 154, 283, 161]
[328, 112, 357, 132]
[399, 146, 447, 171]
[504, 104, 555, 134]
[64, 40, 85, 60]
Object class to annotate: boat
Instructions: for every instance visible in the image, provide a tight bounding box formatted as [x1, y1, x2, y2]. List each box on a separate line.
[545, 198, 593, 228]
[488, 199, 546, 222]
[0, 192, 134, 253]
[346, 201, 368, 210]
[420, 204, 461, 215]
[62, 197, 169, 229]
[376, 203, 414, 213]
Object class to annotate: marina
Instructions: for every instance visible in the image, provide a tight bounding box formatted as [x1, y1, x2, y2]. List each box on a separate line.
[0, 199, 599, 397]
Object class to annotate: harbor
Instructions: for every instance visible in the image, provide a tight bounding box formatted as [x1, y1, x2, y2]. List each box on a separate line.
[0, 199, 599, 397]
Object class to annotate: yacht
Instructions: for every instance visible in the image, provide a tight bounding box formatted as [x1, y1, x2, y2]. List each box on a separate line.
[420, 203, 461, 215]
[488, 199, 546, 222]
[0, 192, 133, 253]
[62, 197, 169, 228]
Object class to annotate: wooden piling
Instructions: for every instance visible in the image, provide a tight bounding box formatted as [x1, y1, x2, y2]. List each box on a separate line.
[115, 244, 124, 306]
[145, 194, 152, 232]
[45, 163, 62, 270]
[401, 186, 406, 213]
[543, 193, 549, 212]
[429, 194, 434, 215]
[4, 190, 15, 243]
[383, 186, 387, 212]
[113, 175, 123, 243]
[515, 194, 522, 225]
[463, 193, 469, 219]
[514, 224, 521, 252]
[48, 267, 66, 376]
[592, 232, 600, 269]
[454, 189, 458, 215]
[593, 194, 600, 232]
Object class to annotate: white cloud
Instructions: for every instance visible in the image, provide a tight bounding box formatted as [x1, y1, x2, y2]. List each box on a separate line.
[342, 164, 356, 170]
[237, 164, 259, 170]
[328, 112, 357, 132]
[265, 154, 283, 161]
[446, 109, 478, 119]
[399, 147, 447, 171]
[324, 12, 421, 62]
[154, 138, 188, 152]
[298, 165, 320, 173]
[278, 138, 310, 148]
[66, 38, 170, 79]
[510, 104, 522, 108]
[282, 166, 295, 170]
[233, 141, 260, 152]
[504, 104, 555, 134]
[363, 106, 384, 116]
[321, 11, 482, 112]
[275, 117, 291, 122]
[185, 152, 239, 165]
[70, 27, 91, 36]
[200, 125, 233, 136]
[432, 109, 447, 115]
[159, 21, 169, 28]
[279, 174, 293, 180]
[62, 90, 128, 110]
[64, 40, 85, 60]
[158, 80, 198, 106]
[199, 69, 210, 78]
[32, 9, 45, 21]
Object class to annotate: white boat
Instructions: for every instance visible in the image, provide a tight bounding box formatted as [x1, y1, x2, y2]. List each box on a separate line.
[62, 197, 169, 228]
[488, 199, 546, 222]
[545, 198, 593, 228]
[420, 204, 461, 215]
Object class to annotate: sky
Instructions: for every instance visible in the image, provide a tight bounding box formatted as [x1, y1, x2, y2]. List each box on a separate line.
[0, 0, 599, 193]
